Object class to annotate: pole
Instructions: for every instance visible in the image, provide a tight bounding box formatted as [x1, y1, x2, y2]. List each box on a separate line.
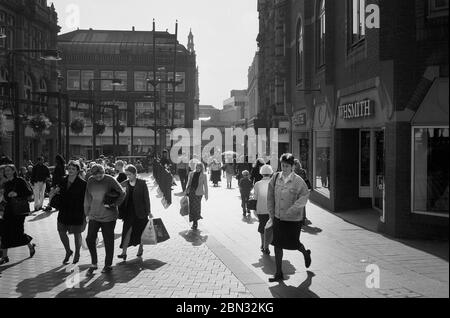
[116, 107, 120, 157]
[90, 80, 96, 160]
[170, 20, 178, 149]
[153, 19, 157, 155]
[65, 95, 70, 160]
[112, 107, 116, 157]
[131, 125, 134, 156]
[57, 89, 62, 155]
[8, 51, 21, 168]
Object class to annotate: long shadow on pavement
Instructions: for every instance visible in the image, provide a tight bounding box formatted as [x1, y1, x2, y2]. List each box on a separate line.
[15, 264, 91, 298]
[302, 225, 323, 235]
[269, 271, 320, 298]
[27, 211, 54, 222]
[252, 256, 297, 277]
[0, 258, 28, 277]
[179, 230, 208, 246]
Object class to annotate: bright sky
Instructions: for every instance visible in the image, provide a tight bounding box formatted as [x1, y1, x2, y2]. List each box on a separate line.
[52, 0, 259, 110]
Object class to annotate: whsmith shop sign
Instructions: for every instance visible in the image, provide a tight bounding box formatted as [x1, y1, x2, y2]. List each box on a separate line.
[338, 99, 375, 120]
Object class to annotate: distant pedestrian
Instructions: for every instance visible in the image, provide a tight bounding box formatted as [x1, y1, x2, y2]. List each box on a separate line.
[185, 163, 208, 231]
[118, 165, 152, 261]
[45, 154, 66, 212]
[210, 159, 222, 187]
[56, 160, 87, 264]
[0, 164, 36, 265]
[84, 164, 125, 274]
[253, 165, 273, 255]
[238, 170, 253, 216]
[251, 158, 265, 185]
[31, 157, 50, 212]
[115, 160, 127, 183]
[267, 154, 311, 282]
[223, 161, 235, 189]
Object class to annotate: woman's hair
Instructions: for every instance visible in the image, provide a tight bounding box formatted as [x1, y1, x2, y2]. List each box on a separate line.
[115, 160, 125, 168]
[294, 159, 302, 169]
[195, 162, 204, 173]
[280, 153, 295, 166]
[253, 158, 265, 168]
[55, 154, 66, 167]
[90, 164, 105, 175]
[3, 164, 18, 178]
[125, 164, 137, 175]
[67, 160, 81, 172]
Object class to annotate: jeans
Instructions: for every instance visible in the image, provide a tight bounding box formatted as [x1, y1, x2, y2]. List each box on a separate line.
[33, 181, 46, 210]
[86, 220, 116, 267]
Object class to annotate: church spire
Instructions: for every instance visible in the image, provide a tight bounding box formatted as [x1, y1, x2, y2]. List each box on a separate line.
[188, 28, 195, 54]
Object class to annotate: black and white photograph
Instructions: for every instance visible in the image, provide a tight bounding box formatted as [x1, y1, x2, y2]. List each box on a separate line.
[0, 0, 448, 303]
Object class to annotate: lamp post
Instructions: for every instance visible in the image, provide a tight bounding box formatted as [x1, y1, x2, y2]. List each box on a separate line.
[1, 48, 62, 167]
[88, 78, 122, 160]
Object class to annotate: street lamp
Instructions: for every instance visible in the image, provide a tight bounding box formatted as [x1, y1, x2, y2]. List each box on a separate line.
[88, 78, 123, 160]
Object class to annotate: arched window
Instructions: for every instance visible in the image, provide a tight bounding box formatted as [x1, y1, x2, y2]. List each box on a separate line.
[318, 0, 326, 68]
[296, 18, 304, 83]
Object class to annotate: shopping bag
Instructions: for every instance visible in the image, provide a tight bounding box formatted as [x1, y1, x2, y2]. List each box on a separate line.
[153, 218, 170, 243]
[264, 218, 273, 248]
[247, 196, 257, 211]
[180, 196, 189, 216]
[141, 218, 157, 245]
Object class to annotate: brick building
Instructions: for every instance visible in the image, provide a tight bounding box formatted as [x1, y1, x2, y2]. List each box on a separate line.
[0, 0, 60, 165]
[57, 27, 198, 159]
[258, 0, 448, 238]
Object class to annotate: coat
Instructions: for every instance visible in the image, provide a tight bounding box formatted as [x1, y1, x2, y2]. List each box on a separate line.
[186, 172, 208, 197]
[119, 179, 151, 219]
[57, 176, 87, 226]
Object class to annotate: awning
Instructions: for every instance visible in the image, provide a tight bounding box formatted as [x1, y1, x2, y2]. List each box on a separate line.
[412, 78, 449, 126]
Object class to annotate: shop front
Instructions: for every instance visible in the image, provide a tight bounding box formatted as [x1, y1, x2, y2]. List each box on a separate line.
[292, 109, 311, 172]
[334, 84, 388, 226]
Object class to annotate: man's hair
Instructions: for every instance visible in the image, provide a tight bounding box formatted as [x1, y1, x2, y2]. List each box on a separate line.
[280, 153, 295, 166]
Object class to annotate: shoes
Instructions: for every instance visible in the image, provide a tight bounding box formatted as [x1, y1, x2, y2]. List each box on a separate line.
[29, 244, 36, 258]
[101, 266, 113, 274]
[72, 253, 80, 264]
[269, 273, 284, 282]
[0, 257, 9, 265]
[90, 264, 98, 270]
[117, 254, 127, 261]
[304, 250, 312, 269]
[63, 250, 73, 264]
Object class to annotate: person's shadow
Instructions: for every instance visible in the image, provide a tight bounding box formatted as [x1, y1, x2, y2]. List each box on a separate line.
[269, 271, 319, 298]
[302, 225, 323, 235]
[252, 256, 297, 277]
[241, 215, 258, 225]
[0, 258, 28, 277]
[178, 230, 208, 246]
[27, 211, 54, 222]
[54, 258, 167, 298]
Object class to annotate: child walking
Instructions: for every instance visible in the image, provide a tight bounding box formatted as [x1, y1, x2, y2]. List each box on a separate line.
[238, 170, 253, 216]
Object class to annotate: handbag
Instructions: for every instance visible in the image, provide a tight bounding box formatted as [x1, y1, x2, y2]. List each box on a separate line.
[247, 193, 257, 211]
[180, 196, 189, 216]
[153, 218, 170, 243]
[141, 218, 157, 245]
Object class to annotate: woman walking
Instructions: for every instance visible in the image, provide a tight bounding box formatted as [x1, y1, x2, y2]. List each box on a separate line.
[267, 154, 311, 282]
[185, 163, 208, 230]
[118, 165, 152, 261]
[0, 164, 36, 265]
[45, 154, 67, 212]
[210, 159, 222, 187]
[223, 161, 235, 189]
[56, 160, 87, 264]
[251, 158, 265, 185]
[253, 164, 273, 255]
[84, 164, 125, 274]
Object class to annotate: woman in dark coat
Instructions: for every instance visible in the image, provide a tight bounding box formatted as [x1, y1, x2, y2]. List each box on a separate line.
[56, 160, 87, 264]
[251, 158, 265, 185]
[0, 164, 35, 265]
[46, 154, 67, 212]
[118, 165, 152, 261]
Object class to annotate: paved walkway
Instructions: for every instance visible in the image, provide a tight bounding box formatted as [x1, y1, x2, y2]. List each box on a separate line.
[0, 173, 448, 298]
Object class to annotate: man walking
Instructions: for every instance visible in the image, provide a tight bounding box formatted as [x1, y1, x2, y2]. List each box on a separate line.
[31, 157, 50, 212]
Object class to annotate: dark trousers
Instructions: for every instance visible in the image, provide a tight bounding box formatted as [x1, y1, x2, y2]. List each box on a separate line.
[241, 193, 250, 212]
[86, 220, 116, 267]
[178, 169, 188, 192]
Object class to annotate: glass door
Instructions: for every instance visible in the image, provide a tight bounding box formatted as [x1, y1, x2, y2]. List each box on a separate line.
[373, 129, 385, 222]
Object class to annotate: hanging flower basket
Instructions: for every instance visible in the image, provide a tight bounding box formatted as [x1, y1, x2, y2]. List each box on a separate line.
[94, 120, 106, 135]
[70, 117, 86, 135]
[28, 114, 52, 137]
[117, 120, 127, 134]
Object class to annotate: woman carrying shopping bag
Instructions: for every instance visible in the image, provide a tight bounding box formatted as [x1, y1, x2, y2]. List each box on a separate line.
[267, 154, 311, 282]
[185, 162, 208, 231]
[118, 165, 152, 261]
[253, 164, 273, 255]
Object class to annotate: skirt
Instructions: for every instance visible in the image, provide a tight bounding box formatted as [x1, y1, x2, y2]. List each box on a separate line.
[120, 214, 148, 248]
[271, 217, 303, 250]
[188, 192, 203, 223]
[211, 170, 221, 184]
[257, 214, 270, 234]
[0, 214, 32, 249]
[57, 221, 86, 235]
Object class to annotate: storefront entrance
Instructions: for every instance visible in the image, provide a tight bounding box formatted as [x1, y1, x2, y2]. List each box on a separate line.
[359, 129, 385, 222]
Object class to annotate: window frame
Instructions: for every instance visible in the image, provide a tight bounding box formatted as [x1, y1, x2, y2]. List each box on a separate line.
[411, 125, 450, 218]
[296, 18, 304, 84]
[317, 0, 326, 69]
[347, 0, 366, 51]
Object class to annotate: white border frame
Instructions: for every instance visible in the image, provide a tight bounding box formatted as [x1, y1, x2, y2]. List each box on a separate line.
[411, 126, 450, 218]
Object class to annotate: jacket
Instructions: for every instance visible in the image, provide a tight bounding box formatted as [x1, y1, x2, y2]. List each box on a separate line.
[267, 172, 309, 222]
[57, 176, 87, 226]
[31, 163, 50, 183]
[119, 179, 151, 219]
[186, 172, 208, 197]
[253, 178, 270, 215]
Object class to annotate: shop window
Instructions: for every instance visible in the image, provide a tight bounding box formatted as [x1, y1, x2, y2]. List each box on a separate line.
[114, 71, 127, 91]
[314, 130, 331, 197]
[135, 102, 155, 127]
[412, 127, 449, 215]
[100, 71, 114, 91]
[81, 70, 94, 90]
